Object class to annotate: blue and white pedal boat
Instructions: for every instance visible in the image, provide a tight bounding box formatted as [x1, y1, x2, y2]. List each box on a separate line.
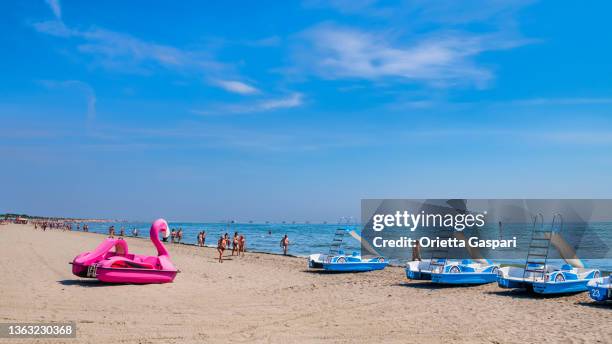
[309, 251, 388, 272]
[309, 226, 388, 273]
[587, 276, 612, 302]
[405, 259, 438, 280]
[406, 259, 498, 284]
[430, 259, 499, 285]
[498, 264, 600, 294]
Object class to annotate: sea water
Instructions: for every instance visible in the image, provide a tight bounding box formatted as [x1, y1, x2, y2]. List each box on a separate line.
[80, 221, 612, 271]
[81, 222, 361, 258]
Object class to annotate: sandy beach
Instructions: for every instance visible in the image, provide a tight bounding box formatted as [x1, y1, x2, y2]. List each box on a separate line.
[0, 223, 610, 344]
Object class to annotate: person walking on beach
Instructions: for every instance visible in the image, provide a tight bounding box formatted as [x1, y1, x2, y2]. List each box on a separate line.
[109, 225, 115, 238]
[232, 231, 239, 256]
[197, 231, 203, 246]
[83, 224, 88, 232]
[171, 229, 176, 243]
[132, 227, 138, 237]
[119, 226, 125, 237]
[280, 234, 289, 255]
[217, 235, 227, 263]
[202, 230, 206, 246]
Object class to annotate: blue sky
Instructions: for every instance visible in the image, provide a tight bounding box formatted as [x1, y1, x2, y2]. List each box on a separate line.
[1, 0, 612, 222]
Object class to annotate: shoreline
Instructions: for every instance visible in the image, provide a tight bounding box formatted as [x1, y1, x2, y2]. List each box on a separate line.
[60, 225, 311, 260]
[54, 226, 612, 271]
[1, 223, 610, 343]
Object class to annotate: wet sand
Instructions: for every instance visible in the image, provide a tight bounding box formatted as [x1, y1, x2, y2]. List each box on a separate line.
[0, 223, 610, 343]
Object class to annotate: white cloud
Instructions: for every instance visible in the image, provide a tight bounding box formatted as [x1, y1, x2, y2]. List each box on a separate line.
[38, 80, 96, 121]
[406, 128, 612, 146]
[303, 0, 533, 24]
[213, 80, 259, 95]
[303, 0, 384, 15]
[33, 20, 240, 92]
[259, 93, 303, 110]
[247, 36, 282, 47]
[32, 19, 71, 37]
[193, 93, 304, 115]
[536, 131, 612, 145]
[295, 1, 534, 89]
[511, 97, 612, 106]
[294, 24, 527, 88]
[45, 0, 61, 19]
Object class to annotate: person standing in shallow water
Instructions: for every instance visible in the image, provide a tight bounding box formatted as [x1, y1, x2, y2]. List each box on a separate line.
[177, 228, 183, 243]
[280, 234, 289, 255]
[238, 235, 246, 256]
[412, 240, 421, 261]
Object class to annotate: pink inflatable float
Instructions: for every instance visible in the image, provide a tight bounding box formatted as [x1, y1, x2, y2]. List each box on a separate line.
[71, 237, 129, 277]
[71, 219, 178, 284]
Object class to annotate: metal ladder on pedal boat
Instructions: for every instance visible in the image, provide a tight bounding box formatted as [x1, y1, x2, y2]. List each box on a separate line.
[522, 214, 560, 281]
[328, 227, 347, 256]
[428, 201, 468, 274]
[428, 227, 453, 273]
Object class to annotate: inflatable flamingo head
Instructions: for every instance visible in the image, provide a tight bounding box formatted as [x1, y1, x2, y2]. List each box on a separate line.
[150, 218, 171, 257]
[151, 218, 170, 239]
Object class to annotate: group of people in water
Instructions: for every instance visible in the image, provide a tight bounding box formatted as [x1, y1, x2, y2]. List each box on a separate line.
[107, 225, 139, 238]
[197, 231, 207, 246]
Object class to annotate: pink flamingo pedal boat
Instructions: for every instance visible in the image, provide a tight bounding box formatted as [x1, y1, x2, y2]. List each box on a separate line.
[71, 219, 178, 284]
